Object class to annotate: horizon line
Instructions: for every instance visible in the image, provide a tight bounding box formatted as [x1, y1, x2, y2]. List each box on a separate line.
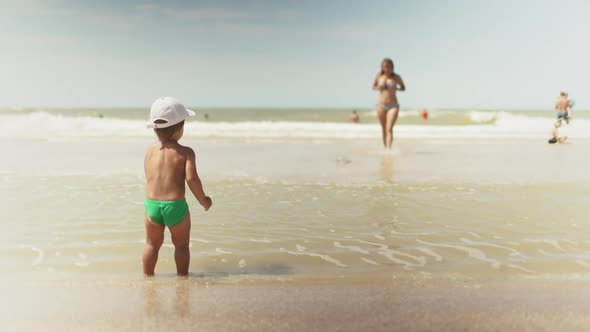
[0, 105, 574, 111]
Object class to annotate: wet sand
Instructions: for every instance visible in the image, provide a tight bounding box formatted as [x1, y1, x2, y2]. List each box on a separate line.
[3, 137, 590, 331]
[4, 276, 590, 331]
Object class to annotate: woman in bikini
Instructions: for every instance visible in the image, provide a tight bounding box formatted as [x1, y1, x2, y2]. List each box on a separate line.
[372, 58, 406, 149]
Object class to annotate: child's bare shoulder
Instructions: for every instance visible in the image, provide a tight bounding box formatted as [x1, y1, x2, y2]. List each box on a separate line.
[177, 144, 196, 159]
[144, 143, 157, 157]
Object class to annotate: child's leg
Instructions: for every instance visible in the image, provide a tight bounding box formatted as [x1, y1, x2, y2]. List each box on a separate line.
[143, 212, 165, 276]
[169, 211, 191, 276]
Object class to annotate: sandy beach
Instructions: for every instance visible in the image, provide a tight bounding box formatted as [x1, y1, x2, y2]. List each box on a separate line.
[4, 276, 590, 332]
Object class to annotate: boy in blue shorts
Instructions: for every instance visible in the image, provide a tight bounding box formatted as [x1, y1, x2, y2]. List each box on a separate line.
[143, 97, 212, 276]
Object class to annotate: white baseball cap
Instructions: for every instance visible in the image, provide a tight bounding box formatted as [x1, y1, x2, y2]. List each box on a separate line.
[147, 97, 196, 129]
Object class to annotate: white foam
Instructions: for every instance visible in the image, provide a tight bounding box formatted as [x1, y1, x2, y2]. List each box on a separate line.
[279, 247, 347, 267]
[361, 257, 379, 265]
[505, 263, 535, 274]
[408, 246, 444, 262]
[377, 250, 421, 270]
[249, 238, 272, 243]
[524, 238, 564, 251]
[2, 111, 589, 140]
[215, 248, 232, 254]
[31, 246, 44, 266]
[333, 241, 370, 254]
[417, 239, 501, 268]
[460, 238, 528, 258]
[469, 111, 498, 123]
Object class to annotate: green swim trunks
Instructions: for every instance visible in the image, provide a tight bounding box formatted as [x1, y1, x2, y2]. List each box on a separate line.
[144, 198, 189, 227]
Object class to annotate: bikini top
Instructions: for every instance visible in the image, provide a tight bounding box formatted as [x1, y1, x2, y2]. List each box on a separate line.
[378, 77, 395, 89]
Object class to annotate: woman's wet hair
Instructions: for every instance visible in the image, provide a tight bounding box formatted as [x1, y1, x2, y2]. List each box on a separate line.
[381, 58, 395, 76]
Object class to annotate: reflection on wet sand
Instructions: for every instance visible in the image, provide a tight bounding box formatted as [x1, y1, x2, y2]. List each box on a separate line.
[380, 153, 394, 183]
[175, 279, 190, 318]
[142, 279, 190, 321]
[143, 281, 161, 317]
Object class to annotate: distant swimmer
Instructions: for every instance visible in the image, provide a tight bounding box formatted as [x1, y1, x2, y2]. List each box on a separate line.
[372, 58, 406, 149]
[350, 110, 360, 123]
[98, 113, 104, 119]
[555, 91, 572, 124]
[420, 109, 428, 120]
[203, 113, 209, 121]
[548, 120, 567, 144]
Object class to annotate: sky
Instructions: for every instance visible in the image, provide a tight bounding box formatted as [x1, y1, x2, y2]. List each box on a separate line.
[1, 0, 589, 109]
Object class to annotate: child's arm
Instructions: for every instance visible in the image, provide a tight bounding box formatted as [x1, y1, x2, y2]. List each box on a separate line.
[185, 148, 212, 211]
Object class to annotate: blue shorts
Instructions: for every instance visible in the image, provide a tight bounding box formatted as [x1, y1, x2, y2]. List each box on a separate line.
[557, 112, 569, 120]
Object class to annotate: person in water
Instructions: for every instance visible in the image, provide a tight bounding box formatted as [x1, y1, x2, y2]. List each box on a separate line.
[143, 97, 212, 276]
[555, 91, 572, 124]
[350, 110, 360, 123]
[372, 58, 406, 149]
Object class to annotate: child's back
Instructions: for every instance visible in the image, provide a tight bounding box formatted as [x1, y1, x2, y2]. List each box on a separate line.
[145, 141, 188, 201]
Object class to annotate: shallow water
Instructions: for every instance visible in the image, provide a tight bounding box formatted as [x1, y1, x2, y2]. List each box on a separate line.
[3, 137, 590, 283]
